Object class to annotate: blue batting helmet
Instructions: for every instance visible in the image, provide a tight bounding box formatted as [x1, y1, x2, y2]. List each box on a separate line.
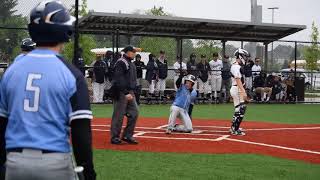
[28, 1, 75, 43]
[21, 38, 36, 52]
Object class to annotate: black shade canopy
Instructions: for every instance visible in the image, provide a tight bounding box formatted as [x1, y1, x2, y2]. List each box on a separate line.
[79, 12, 306, 43]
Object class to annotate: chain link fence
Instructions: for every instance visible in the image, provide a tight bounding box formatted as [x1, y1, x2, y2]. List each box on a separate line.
[1, 0, 319, 104]
[84, 37, 320, 104]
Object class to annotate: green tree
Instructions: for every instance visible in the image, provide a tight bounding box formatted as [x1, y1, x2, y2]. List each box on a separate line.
[303, 21, 320, 71]
[146, 6, 168, 16]
[63, 0, 96, 65]
[139, 37, 176, 64]
[303, 21, 320, 89]
[63, 35, 96, 65]
[0, 0, 17, 21]
[194, 40, 221, 59]
[139, 6, 176, 65]
[0, 0, 28, 62]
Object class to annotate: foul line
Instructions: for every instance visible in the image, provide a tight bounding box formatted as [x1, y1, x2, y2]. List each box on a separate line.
[136, 135, 230, 142]
[155, 124, 168, 129]
[133, 132, 146, 137]
[92, 128, 225, 136]
[92, 124, 162, 130]
[225, 137, 320, 155]
[245, 127, 320, 131]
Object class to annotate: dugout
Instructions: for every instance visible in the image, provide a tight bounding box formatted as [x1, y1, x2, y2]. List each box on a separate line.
[77, 12, 306, 101]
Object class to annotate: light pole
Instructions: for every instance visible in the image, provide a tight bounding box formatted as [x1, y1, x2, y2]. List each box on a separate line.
[268, 7, 279, 71]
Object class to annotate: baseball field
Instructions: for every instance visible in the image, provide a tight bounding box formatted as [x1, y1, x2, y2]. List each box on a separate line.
[91, 104, 320, 180]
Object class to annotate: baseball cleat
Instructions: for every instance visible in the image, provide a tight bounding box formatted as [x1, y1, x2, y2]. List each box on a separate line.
[165, 129, 172, 134]
[230, 129, 246, 136]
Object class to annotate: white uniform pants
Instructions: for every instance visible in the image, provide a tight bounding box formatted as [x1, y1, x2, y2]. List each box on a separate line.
[198, 79, 210, 94]
[230, 86, 244, 107]
[105, 79, 112, 90]
[174, 76, 179, 91]
[93, 82, 105, 103]
[148, 80, 157, 94]
[245, 77, 253, 90]
[211, 75, 222, 92]
[167, 105, 193, 132]
[211, 75, 222, 98]
[156, 79, 166, 93]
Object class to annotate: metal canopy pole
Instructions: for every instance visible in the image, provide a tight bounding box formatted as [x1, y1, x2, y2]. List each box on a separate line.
[222, 40, 226, 57]
[176, 38, 183, 71]
[294, 41, 297, 102]
[73, 0, 79, 66]
[264, 42, 269, 72]
[112, 32, 115, 60]
[127, 34, 131, 45]
[241, 41, 244, 48]
[179, 39, 183, 61]
[116, 29, 120, 54]
[176, 38, 181, 58]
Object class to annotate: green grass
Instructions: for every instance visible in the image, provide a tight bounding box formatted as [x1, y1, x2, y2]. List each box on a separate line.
[92, 104, 320, 180]
[94, 150, 320, 180]
[92, 104, 320, 124]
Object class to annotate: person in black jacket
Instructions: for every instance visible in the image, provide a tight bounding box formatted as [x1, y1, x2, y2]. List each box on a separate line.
[253, 72, 266, 102]
[221, 55, 232, 103]
[103, 50, 114, 102]
[92, 54, 107, 103]
[74, 47, 85, 76]
[134, 54, 145, 105]
[156, 50, 168, 101]
[263, 73, 275, 102]
[187, 53, 199, 87]
[244, 58, 254, 91]
[196, 55, 210, 101]
[110, 46, 141, 145]
[145, 54, 158, 102]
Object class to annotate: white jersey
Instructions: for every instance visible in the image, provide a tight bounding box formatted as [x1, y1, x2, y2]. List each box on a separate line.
[252, 65, 261, 77]
[173, 62, 187, 75]
[209, 59, 223, 76]
[230, 63, 242, 86]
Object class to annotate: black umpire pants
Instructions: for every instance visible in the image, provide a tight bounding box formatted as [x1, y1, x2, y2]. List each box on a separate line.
[111, 93, 139, 140]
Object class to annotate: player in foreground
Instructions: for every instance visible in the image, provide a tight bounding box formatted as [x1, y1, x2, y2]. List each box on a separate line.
[166, 74, 197, 134]
[0, 1, 96, 179]
[229, 48, 250, 136]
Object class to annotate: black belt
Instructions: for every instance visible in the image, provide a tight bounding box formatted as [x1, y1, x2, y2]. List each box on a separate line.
[7, 148, 57, 154]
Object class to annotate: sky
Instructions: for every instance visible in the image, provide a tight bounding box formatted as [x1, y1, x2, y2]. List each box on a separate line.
[86, 0, 320, 42]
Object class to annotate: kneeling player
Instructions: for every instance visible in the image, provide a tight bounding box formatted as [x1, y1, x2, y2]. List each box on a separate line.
[230, 48, 250, 136]
[166, 74, 197, 134]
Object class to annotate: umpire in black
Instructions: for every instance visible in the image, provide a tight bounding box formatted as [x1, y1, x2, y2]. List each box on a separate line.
[110, 46, 141, 145]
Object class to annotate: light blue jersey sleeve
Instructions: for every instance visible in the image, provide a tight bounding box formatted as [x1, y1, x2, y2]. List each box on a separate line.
[190, 89, 197, 104]
[0, 70, 9, 118]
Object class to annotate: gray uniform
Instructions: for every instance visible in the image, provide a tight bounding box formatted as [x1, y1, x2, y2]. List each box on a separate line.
[111, 56, 139, 141]
[6, 149, 76, 180]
